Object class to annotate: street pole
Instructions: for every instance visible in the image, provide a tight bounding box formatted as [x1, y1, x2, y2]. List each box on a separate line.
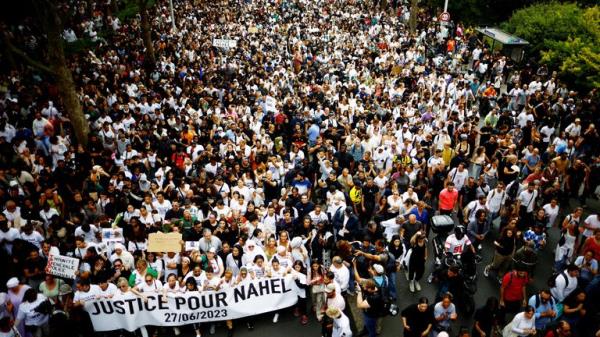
[169, 0, 176, 32]
[443, 0, 448, 12]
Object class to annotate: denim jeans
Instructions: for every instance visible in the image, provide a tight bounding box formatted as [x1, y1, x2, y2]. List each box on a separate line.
[388, 272, 398, 301]
[363, 313, 377, 337]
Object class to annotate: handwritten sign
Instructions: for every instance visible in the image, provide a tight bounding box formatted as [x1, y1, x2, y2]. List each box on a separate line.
[46, 254, 80, 279]
[212, 38, 237, 49]
[147, 232, 182, 253]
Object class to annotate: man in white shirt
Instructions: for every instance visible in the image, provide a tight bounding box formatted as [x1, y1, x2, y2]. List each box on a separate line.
[517, 182, 538, 225]
[98, 278, 118, 298]
[540, 124, 555, 148]
[326, 307, 352, 337]
[73, 236, 97, 260]
[20, 224, 44, 249]
[74, 224, 99, 243]
[550, 265, 579, 302]
[73, 279, 101, 306]
[463, 196, 488, 224]
[0, 216, 20, 254]
[486, 182, 507, 224]
[152, 193, 172, 220]
[329, 256, 350, 293]
[447, 163, 469, 190]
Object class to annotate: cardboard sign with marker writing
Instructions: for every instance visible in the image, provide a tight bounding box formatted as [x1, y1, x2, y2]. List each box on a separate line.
[147, 232, 182, 252]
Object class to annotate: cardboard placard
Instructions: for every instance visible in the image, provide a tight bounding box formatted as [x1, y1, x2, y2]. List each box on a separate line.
[46, 254, 80, 279]
[147, 232, 182, 252]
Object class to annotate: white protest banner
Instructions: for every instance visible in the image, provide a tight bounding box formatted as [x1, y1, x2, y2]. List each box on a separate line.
[45, 254, 80, 279]
[212, 38, 237, 49]
[85, 276, 299, 332]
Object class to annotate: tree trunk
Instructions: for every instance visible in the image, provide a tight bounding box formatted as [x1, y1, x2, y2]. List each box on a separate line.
[139, 0, 156, 68]
[409, 0, 418, 34]
[45, 5, 89, 147]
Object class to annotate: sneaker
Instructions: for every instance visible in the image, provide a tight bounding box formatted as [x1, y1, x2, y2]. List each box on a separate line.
[300, 315, 308, 325]
[415, 281, 421, 291]
[409, 280, 415, 293]
[196, 334, 201, 337]
[247, 322, 254, 330]
[273, 313, 279, 323]
[484, 265, 490, 277]
[173, 327, 181, 336]
[210, 324, 215, 335]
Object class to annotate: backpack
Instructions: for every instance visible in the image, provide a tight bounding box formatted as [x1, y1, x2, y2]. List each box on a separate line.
[533, 294, 555, 308]
[371, 276, 398, 316]
[506, 180, 520, 202]
[385, 251, 397, 274]
[547, 271, 568, 288]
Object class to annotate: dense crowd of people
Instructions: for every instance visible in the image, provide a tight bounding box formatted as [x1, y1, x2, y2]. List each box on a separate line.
[0, 0, 599, 337]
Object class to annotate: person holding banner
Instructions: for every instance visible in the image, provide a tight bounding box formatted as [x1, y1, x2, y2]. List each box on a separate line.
[267, 257, 289, 323]
[183, 278, 203, 337]
[292, 260, 309, 325]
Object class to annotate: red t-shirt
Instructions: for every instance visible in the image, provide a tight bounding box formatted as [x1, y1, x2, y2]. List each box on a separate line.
[583, 237, 600, 260]
[439, 189, 458, 211]
[501, 271, 529, 301]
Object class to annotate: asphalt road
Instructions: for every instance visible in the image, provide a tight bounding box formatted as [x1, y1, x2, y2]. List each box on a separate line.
[156, 199, 598, 337]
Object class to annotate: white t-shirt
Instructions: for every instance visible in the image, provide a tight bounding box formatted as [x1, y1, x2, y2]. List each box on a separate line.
[448, 168, 469, 190]
[163, 254, 180, 280]
[0, 228, 21, 253]
[136, 279, 163, 293]
[16, 294, 49, 326]
[152, 200, 172, 219]
[444, 234, 472, 255]
[74, 225, 99, 242]
[583, 215, 600, 238]
[518, 190, 538, 213]
[98, 283, 118, 298]
[21, 231, 44, 249]
[543, 204, 560, 228]
[74, 285, 101, 303]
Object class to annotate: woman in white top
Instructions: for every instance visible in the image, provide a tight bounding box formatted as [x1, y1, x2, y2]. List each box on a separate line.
[292, 261, 309, 325]
[505, 306, 536, 337]
[15, 289, 49, 337]
[146, 252, 164, 281]
[387, 190, 404, 217]
[267, 258, 289, 323]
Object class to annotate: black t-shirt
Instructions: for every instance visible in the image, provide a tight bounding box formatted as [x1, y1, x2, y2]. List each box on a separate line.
[401, 304, 435, 334]
[473, 306, 499, 336]
[363, 184, 379, 205]
[364, 290, 385, 318]
[460, 184, 478, 206]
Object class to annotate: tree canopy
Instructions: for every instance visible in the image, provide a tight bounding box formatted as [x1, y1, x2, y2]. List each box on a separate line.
[502, 2, 600, 90]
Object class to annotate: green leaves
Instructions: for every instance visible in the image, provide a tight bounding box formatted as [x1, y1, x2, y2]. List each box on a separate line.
[503, 2, 600, 90]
